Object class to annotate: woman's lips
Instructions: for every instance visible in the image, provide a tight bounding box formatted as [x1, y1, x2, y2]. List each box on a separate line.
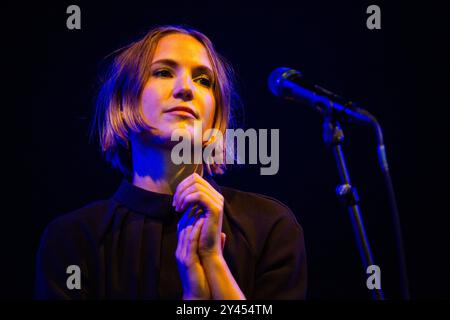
[164, 106, 198, 119]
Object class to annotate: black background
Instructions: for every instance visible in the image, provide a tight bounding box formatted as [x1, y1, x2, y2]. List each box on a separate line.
[5, 0, 449, 300]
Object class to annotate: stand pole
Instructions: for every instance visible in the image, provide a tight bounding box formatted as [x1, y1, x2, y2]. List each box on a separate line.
[323, 116, 385, 300]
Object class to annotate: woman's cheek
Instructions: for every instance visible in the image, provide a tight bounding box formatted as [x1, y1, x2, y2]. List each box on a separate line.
[141, 85, 167, 123]
[202, 95, 216, 131]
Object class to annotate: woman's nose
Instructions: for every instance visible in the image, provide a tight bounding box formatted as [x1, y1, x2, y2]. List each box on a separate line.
[173, 74, 194, 101]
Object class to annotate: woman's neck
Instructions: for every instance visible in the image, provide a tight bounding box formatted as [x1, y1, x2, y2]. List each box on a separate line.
[131, 137, 202, 195]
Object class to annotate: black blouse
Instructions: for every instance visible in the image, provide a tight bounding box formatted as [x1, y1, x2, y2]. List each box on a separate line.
[35, 178, 307, 299]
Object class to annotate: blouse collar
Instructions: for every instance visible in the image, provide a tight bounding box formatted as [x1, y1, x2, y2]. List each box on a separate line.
[112, 175, 222, 219]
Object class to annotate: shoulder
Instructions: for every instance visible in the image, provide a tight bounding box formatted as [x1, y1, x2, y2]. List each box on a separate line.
[220, 185, 302, 230]
[219, 185, 306, 271]
[35, 200, 113, 298]
[39, 200, 112, 248]
[219, 185, 304, 258]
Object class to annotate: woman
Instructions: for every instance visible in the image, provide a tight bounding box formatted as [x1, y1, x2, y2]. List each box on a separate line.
[35, 25, 307, 299]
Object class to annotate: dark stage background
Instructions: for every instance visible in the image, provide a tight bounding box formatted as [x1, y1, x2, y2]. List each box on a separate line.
[5, 0, 449, 299]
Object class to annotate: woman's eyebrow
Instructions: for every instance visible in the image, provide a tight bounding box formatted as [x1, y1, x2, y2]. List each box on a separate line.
[194, 65, 214, 79]
[151, 59, 178, 69]
[151, 59, 213, 76]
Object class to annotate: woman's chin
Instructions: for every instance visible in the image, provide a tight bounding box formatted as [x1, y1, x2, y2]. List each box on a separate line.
[166, 122, 195, 137]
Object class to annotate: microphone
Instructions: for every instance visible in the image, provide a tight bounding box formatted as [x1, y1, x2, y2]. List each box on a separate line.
[268, 67, 373, 124]
[269, 68, 409, 300]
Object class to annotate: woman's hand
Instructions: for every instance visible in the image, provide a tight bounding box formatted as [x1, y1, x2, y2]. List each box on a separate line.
[174, 173, 244, 300]
[173, 173, 224, 259]
[176, 217, 211, 300]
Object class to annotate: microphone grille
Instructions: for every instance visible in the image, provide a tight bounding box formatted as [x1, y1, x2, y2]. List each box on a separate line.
[268, 67, 301, 97]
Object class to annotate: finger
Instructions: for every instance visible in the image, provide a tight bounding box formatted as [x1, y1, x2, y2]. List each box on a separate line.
[177, 204, 198, 233]
[174, 173, 222, 207]
[187, 218, 205, 257]
[180, 225, 193, 260]
[175, 183, 223, 215]
[186, 206, 198, 227]
[173, 173, 200, 207]
[178, 191, 222, 214]
[177, 209, 189, 235]
[176, 183, 222, 212]
[176, 227, 186, 259]
[176, 180, 223, 214]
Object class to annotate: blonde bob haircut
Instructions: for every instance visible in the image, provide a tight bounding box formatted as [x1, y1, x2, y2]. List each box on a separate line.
[92, 25, 240, 179]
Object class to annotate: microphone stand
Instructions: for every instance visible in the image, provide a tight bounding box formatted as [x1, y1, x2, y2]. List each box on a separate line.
[269, 67, 409, 299]
[361, 109, 410, 300]
[322, 111, 385, 300]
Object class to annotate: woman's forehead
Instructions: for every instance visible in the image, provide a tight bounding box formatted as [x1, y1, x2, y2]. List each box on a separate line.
[151, 33, 212, 69]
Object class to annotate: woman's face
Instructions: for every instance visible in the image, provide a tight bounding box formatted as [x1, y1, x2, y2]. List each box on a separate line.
[140, 33, 216, 144]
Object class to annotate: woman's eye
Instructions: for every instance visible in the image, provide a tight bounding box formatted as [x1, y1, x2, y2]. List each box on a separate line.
[153, 69, 172, 78]
[195, 76, 212, 88]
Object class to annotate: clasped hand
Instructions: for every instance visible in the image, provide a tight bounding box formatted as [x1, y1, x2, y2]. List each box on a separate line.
[174, 173, 226, 300]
